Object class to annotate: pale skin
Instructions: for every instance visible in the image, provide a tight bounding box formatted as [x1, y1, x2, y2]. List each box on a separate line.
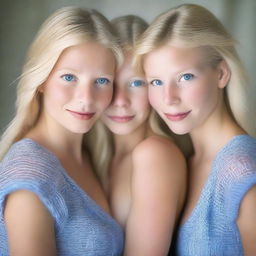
[101, 51, 186, 256]
[4, 42, 116, 255]
[144, 45, 256, 255]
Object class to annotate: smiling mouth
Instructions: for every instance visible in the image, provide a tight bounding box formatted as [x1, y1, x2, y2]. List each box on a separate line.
[67, 110, 95, 120]
[164, 111, 191, 121]
[108, 115, 135, 123]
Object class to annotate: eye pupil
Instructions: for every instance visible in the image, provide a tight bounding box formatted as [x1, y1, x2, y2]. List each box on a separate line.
[63, 75, 74, 81]
[152, 79, 162, 86]
[96, 78, 109, 85]
[183, 74, 192, 80]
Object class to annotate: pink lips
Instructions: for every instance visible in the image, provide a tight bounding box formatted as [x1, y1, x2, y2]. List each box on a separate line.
[67, 110, 95, 120]
[108, 115, 134, 123]
[164, 111, 191, 121]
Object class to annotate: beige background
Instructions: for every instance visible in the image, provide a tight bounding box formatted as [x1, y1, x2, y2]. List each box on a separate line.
[1, 0, 255, 133]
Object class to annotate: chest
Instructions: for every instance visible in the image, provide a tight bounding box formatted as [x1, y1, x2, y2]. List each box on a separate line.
[109, 154, 132, 227]
[56, 186, 124, 256]
[62, 158, 110, 214]
[180, 160, 212, 225]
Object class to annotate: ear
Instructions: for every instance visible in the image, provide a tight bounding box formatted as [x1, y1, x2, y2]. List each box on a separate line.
[217, 60, 231, 89]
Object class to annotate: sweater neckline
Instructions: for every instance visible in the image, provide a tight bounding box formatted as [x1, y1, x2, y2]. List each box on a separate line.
[18, 138, 122, 229]
[179, 134, 250, 229]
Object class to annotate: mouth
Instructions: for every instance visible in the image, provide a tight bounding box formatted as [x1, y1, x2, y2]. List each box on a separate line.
[107, 115, 135, 123]
[66, 110, 95, 120]
[164, 111, 191, 121]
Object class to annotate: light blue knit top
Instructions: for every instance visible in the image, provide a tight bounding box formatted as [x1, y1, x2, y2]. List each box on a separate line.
[0, 139, 124, 256]
[175, 135, 256, 256]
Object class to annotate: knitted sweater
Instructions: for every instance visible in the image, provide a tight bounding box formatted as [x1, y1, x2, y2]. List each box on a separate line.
[175, 135, 256, 256]
[0, 139, 124, 256]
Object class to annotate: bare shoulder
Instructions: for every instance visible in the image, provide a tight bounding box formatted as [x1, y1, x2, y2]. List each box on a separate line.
[4, 190, 56, 255]
[132, 135, 186, 170]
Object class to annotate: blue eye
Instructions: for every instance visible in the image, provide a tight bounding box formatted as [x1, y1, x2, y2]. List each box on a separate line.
[181, 73, 194, 81]
[151, 79, 163, 86]
[95, 78, 110, 86]
[62, 74, 76, 82]
[130, 80, 145, 87]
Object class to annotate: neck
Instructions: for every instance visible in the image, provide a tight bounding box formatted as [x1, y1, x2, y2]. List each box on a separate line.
[189, 103, 245, 161]
[25, 113, 85, 163]
[113, 122, 150, 156]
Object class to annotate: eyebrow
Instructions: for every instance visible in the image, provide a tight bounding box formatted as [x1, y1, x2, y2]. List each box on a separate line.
[56, 69, 114, 78]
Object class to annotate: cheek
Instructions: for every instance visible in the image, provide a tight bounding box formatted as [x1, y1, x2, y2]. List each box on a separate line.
[45, 82, 71, 101]
[148, 87, 161, 109]
[133, 90, 150, 111]
[96, 87, 113, 108]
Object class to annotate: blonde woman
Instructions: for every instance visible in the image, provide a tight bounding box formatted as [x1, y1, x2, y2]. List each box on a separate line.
[0, 7, 124, 256]
[136, 4, 256, 256]
[93, 15, 186, 256]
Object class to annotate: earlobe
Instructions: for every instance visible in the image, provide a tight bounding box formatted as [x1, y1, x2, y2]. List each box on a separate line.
[217, 60, 231, 89]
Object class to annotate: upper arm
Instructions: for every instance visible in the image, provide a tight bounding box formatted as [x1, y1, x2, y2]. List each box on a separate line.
[237, 185, 256, 255]
[124, 136, 187, 256]
[4, 190, 57, 256]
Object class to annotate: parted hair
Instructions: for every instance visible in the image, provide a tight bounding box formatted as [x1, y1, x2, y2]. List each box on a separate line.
[135, 4, 255, 137]
[0, 6, 122, 159]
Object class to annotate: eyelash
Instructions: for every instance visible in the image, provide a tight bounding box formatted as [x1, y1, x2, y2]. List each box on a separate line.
[150, 79, 163, 86]
[179, 73, 195, 82]
[95, 78, 110, 86]
[61, 74, 77, 82]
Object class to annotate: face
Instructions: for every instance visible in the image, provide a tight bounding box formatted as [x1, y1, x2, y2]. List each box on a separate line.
[40, 42, 116, 134]
[101, 51, 150, 135]
[144, 45, 229, 135]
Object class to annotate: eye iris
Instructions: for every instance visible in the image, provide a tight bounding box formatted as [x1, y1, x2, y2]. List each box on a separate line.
[132, 80, 142, 87]
[64, 75, 74, 81]
[184, 74, 192, 80]
[97, 78, 108, 84]
[154, 80, 162, 86]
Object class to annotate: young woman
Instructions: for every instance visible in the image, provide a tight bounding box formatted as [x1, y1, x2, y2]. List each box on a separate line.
[92, 15, 186, 256]
[0, 7, 124, 256]
[135, 4, 256, 256]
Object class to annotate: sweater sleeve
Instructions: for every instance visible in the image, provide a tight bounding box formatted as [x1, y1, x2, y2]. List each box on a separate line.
[0, 141, 68, 229]
[223, 149, 256, 220]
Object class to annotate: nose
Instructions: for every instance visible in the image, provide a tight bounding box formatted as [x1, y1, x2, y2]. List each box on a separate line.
[163, 83, 180, 105]
[75, 83, 94, 108]
[112, 86, 130, 108]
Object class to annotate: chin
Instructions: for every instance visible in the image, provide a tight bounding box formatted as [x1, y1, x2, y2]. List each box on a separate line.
[68, 125, 94, 134]
[167, 124, 191, 135]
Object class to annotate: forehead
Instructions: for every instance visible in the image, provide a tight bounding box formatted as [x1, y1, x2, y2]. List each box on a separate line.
[144, 45, 207, 73]
[53, 42, 116, 71]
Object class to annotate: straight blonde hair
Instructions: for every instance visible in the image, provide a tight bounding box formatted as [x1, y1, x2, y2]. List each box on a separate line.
[135, 4, 255, 137]
[0, 6, 122, 160]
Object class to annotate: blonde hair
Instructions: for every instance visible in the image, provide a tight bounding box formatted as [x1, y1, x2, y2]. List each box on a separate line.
[0, 6, 122, 159]
[89, 15, 189, 188]
[135, 4, 255, 137]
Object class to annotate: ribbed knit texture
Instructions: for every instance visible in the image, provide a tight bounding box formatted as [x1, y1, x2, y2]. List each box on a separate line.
[0, 139, 124, 256]
[175, 135, 256, 256]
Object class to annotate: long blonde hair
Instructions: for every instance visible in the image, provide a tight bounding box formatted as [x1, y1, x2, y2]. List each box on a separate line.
[0, 6, 122, 160]
[135, 4, 255, 137]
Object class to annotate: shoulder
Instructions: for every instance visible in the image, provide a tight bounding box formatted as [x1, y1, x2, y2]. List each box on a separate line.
[0, 139, 67, 225]
[132, 135, 186, 180]
[217, 135, 256, 176]
[1, 138, 62, 182]
[133, 135, 185, 164]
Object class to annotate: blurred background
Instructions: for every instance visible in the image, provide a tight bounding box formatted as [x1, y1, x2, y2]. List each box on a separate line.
[0, 0, 255, 133]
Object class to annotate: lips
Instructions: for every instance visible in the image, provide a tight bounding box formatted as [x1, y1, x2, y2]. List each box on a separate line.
[107, 115, 134, 123]
[164, 111, 191, 121]
[66, 109, 95, 120]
